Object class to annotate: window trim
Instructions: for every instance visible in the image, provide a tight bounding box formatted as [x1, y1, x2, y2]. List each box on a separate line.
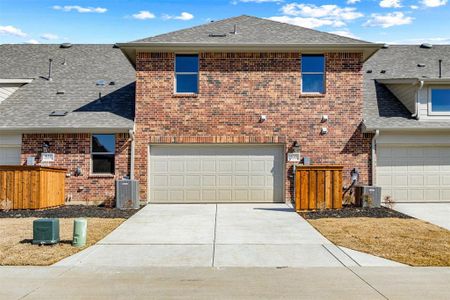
[90, 134, 116, 175]
[428, 86, 450, 116]
[174, 53, 199, 95]
[301, 54, 326, 95]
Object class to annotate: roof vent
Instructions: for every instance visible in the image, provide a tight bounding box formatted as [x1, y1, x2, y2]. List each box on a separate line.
[232, 24, 238, 35]
[417, 63, 426, 67]
[109, 81, 115, 86]
[49, 110, 68, 117]
[96, 79, 106, 86]
[382, 44, 389, 49]
[60, 43, 72, 49]
[56, 90, 65, 95]
[208, 33, 227, 37]
[420, 43, 433, 49]
[366, 70, 373, 73]
[380, 70, 386, 74]
[113, 44, 119, 48]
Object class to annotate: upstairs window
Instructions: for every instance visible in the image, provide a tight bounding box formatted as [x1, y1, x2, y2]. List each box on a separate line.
[91, 134, 115, 174]
[301, 54, 325, 94]
[175, 54, 198, 94]
[430, 88, 450, 113]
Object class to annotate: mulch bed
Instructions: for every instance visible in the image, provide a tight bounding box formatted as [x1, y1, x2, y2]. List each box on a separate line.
[0, 205, 142, 219]
[300, 206, 412, 219]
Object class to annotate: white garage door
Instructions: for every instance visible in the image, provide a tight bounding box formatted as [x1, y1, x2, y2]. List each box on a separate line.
[377, 145, 450, 202]
[0, 135, 21, 165]
[149, 145, 284, 203]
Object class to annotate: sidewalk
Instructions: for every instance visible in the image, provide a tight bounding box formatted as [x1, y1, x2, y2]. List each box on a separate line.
[1, 266, 449, 299]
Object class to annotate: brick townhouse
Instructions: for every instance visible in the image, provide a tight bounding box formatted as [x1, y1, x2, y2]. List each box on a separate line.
[0, 15, 383, 204]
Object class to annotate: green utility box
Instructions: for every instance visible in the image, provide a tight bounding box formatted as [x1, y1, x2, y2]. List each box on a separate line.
[33, 218, 60, 245]
[72, 218, 87, 247]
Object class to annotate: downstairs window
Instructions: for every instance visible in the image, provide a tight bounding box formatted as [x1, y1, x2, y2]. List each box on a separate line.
[91, 134, 115, 174]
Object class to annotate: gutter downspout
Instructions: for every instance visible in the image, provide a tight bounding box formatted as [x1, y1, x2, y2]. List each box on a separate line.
[371, 130, 380, 186]
[411, 80, 424, 120]
[129, 127, 135, 180]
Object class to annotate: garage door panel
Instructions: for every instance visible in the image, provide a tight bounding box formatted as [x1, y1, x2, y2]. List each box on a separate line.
[377, 145, 450, 202]
[149, 145, 284, 203]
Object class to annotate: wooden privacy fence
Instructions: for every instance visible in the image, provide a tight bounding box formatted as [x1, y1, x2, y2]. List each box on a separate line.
[0, 166, 66, 210]
[295, 165, 343, 211]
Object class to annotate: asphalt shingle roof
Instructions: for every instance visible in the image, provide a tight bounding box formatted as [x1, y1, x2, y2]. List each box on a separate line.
[132, 15, 372, 45]
[363, 45, 450, 130]
[0, 44, 135, 131]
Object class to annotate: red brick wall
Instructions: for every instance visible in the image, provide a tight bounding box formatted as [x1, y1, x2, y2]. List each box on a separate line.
[21, 133, 131, 205]
[135, 52, 372, 202]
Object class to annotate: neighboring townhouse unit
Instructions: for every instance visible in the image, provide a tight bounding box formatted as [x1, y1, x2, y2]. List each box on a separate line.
[364, 44, 450, 202]
[118, 15, 382, 203]
[0, 44, 135, 205]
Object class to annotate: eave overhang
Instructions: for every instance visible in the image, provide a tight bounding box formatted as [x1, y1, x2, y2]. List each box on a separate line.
[117, 42, 384, 67]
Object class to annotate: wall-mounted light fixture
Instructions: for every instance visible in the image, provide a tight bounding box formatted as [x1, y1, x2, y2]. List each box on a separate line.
[321, 127, 328, 135]
[321, 115, 329, 123]
[42, 141, 50, 153]
[74, 167, 83, 177]
[292, 140, 301, 153]
[259, 115, 267, 122]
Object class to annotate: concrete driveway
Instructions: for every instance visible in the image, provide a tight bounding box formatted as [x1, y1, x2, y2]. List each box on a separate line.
[56, 203, 402, 268]
[393, 203, 450, 230]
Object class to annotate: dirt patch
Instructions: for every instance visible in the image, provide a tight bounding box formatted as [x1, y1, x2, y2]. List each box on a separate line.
[300, 207, 411, 219]
[0, 217, 124, 266]
[308, 217, 450, 266]
[0, 205, 141, 219]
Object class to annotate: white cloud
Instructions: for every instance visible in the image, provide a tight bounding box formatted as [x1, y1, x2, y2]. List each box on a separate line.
[282, 3, 363, 20]
[25, 39, 39, 44]
[162, 12, 194, 21]
[379, 0, 402, 8]
[329, 29, 359, 39]
[132, 11, 156, 20]
[40, 33, 59, 40]
[268, 16, 345, 28]
[0, 25, 27, 37]
[364, 12, 413, 28]
[52, 5, 107, 13]
[346, 0, 361, 4]
[421, 0, 447, 7]
[270, 3, 363, 29]
[410, 5, 419, 8]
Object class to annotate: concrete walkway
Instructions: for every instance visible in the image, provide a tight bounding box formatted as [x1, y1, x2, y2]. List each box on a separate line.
[56, 203, 402, 268]
[1, 266, 450, 299]
[393, 203, 450, 230]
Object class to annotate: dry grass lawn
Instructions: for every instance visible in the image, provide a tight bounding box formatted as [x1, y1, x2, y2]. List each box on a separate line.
[0, 218, 124, 266]
[308, 217, 450, 266]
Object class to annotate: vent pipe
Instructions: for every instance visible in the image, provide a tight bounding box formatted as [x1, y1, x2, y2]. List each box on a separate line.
[232, 24, 238, 35]
[439, 59, 442, 78]
[48, 59, 53, 81]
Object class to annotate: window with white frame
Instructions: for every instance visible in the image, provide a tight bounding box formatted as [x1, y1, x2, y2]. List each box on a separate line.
[430, 88, 450, 113]
[91, 134, 115, 174]
[301, 54, 325, 94]
[175, 54, 199, 94]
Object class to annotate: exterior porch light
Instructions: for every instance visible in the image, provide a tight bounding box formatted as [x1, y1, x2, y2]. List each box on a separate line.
[292, 141, 301, 153]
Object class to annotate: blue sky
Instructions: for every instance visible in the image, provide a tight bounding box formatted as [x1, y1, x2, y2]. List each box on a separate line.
[0, 0, 449, 44]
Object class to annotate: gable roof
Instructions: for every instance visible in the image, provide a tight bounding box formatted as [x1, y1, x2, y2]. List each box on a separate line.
[0, 44, 135, 133]
[363, 44, 450, 131]
[118, 15, 382, 65]
[132, 15, 371, 45]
